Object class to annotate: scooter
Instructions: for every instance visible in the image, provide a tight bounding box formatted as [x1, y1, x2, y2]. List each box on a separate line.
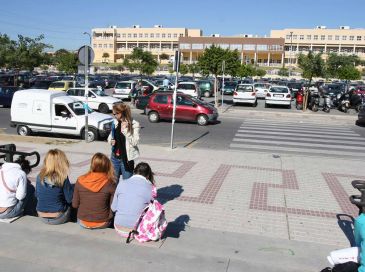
[307, 90, 320, 112]
[295, 90, 303, 110]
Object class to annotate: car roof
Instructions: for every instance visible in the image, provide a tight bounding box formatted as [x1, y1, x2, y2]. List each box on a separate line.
[178, 81, 197, 84]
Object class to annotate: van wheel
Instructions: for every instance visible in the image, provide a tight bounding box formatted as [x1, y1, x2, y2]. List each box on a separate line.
[197, 114, 209, 126]
[204, 91, 210, 98]
[148, 111, 160, 123]
[81, 127, 98, 142]
[17, 125, 31, 136]
[98, 103, 109, 114]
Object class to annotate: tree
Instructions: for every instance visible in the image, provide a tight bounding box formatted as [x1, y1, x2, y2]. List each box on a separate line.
[237, 64, 256, 78]
[326, 53, 361, 81]
[278, 67, 289, 77]
[298, 51, 325, 110]
[123, 48, 158, 77]
[179, 64, 189, 75]
[337, 65, 361, 81]
[159, 53, 170, 61]
[102, 52, 110, 63]
[188, 63, 200, 79]
[197, 45, 240, 106]
[255, 68, 266, 77]
[54, 50, 78, 73]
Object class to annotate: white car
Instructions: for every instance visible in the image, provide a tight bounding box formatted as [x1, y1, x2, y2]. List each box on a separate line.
[265, 86, 292, 108]
[254, 83, 271, 98]
[66, 88, 120, 113]
[113, 81, 137, 100]
[232, 84, 257, 106]
[176, 82, 200, 98]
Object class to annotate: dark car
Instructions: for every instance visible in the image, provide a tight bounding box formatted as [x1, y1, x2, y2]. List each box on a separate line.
[30, 80, 54, 89]
[198, 80, 215, 98]
[145, 92, 218, 126]
[0, 86, 19, 107]
[222, 81, 238, 95]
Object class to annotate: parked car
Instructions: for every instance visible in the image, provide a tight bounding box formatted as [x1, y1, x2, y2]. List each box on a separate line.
[0, 86, 19, 107]
[48, 80, 75, 92]
[198, 80, 214, 97]
[233, 84, 257, 106]
[30, 80, 54, 89]
[265, 86, 292, 108]
[113, 81, 137, 100]
[254, 82, 271, 99]
[176, 82, 200, 98]
[66, 88, 120, 113]
[145, 92, 218, 126]
[221, 81, 237, 95]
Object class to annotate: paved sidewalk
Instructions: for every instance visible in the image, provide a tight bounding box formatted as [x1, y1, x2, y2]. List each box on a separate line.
[0, 135, 363, 270]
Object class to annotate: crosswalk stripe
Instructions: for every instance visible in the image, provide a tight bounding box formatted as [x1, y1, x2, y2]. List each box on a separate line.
[229, 143, 365, 158]
[243, 119, 349, 128]
[232, 137, 365, 151]
[238, 127, 359, 136]
[237, 130, 362, 139]
[234, 133, 365, 146]
[241, 122, 353, 132]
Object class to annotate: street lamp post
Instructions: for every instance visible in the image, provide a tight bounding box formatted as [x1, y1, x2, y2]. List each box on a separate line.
[82, 32, 91, 142]
[83, 32, 91, 45]
[289, 31, 293, 78]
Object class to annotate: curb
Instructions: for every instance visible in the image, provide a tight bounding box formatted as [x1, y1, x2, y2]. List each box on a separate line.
[0, 133, 80, 145]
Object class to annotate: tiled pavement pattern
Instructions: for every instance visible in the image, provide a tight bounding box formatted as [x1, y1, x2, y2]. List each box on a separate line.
[6, 137, 365, 248]
[230, 118, 365, 159]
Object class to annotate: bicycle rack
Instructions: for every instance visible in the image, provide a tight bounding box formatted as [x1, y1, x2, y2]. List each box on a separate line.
[0, 144, 40, 169]
[349, 180, 365, 215]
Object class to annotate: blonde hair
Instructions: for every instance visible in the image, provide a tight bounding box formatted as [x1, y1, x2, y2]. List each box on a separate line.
[88, 153, 115, 183]
[39, 149, 70, 187]
[112, 103, 133, 133]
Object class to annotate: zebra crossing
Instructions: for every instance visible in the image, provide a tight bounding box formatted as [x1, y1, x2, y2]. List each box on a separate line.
[230, 119, 365, 159]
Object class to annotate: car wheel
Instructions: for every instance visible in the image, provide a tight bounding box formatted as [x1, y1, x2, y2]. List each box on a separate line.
[17, 125, 31, 136]
[98, 103, 109, 114]
[148, 111, 160, 123]
[81, 127, 98, 142]
[204, 91, 210, 98]
[197, 114, 209, 126]
[312, 104, 318, 112]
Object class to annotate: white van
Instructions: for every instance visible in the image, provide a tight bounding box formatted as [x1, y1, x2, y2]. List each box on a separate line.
[10, 89, 113, 142]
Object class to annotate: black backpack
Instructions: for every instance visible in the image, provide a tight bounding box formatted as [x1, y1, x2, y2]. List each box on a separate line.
[321, 261, 359, 272]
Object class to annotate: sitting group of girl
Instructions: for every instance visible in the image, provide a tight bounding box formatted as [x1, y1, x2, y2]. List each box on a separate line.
[0, 149, 156, 235]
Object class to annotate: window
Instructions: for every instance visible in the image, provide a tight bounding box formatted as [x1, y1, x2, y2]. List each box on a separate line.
[109, 44, 113, 48]
[293, 35, 297, 40]
[93, 44, 97, 48]
[144, 33, 148, 38]
[162, 34, 166, 38]
[350, 36, 354, 41]
[98, 44, 102, 48]
[167, 34, 171, 38]
[139, 33, 143, 38]
[173, 34, 178, 38]
[180, 34, 183, 37]
[357, 36, 362, 41]
[192, 44, 203, 49]
[122, 34, 126, 38]
[219, 44, 229, 49]
[307, 35, 311, 40]
[321, 35, 325, 40]
[133, 34, 137, 38]
[116, 34, 121, 38]
[127, 34, 131, 38]
[342, 36, 347, 40]
[335, 35, 340, 40]
[55, 104, 71, 117]
[300, 35, 304, 40]
[176, 96, 194, 106]
[231, 44, 242, 50]
[153, 94, 168, 104]
[204, 44, 212, 49]
[328, 35, 332, 40]
[314, 35, 318, 40]
[286, 35, 291, 39]
[156, 33, 160, 38]
[150, 33, 154, 38]
[257, 45, 268, 51]
[103, 44, 107, 48]
[243, 44, 255, 50]
[179, 43, 191, 49]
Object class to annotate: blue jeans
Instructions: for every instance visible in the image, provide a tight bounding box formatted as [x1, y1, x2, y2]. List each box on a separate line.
[0, 199, 27, 219]
[110, 153, 133, 183]
[40, 207, 71, 225]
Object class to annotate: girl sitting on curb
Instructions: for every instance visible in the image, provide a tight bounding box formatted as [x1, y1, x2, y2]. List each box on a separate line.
[36, 149, 74, 225]
[73, 153, 116, 229]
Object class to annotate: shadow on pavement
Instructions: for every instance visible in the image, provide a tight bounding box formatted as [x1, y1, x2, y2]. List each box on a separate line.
[157, 184, 184, 205]
[164, 214, 190, 239]
[337, 214, 356, 246]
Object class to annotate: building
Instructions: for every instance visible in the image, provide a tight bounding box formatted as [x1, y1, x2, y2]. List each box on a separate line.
[178, 37, 285, 67]
[271, 26, 365, 66]
[91, 25, 202, 63]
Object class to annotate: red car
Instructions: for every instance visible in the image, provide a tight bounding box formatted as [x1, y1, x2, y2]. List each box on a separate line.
[145, 92, 218, 126]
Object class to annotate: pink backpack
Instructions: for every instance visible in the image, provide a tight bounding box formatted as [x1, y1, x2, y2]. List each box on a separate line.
[127, 199, 167, 243]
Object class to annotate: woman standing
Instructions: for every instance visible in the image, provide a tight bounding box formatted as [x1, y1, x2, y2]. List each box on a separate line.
[108, 103, 140, 182]
[72, 153, 116, 229]
[36, 149, 74, 225]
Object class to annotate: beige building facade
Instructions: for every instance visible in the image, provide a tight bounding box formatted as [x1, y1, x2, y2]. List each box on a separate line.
[179, 37, 285, 67]
[92, 25, 202, 63]
[271, 26, 365, 66]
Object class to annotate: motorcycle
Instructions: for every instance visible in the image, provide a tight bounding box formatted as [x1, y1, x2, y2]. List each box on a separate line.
[295, 90, 303, 110]
[307, 90, 320, 112]
[338, 90, 362, 113]
[323, 94, 331, 113]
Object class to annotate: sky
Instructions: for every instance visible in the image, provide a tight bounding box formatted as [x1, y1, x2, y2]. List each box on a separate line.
[0, 0, 364, 51]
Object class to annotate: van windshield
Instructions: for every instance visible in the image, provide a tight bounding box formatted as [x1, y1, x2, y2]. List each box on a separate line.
[116, 82, 131, 89]
[68, 101, 93, 115]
